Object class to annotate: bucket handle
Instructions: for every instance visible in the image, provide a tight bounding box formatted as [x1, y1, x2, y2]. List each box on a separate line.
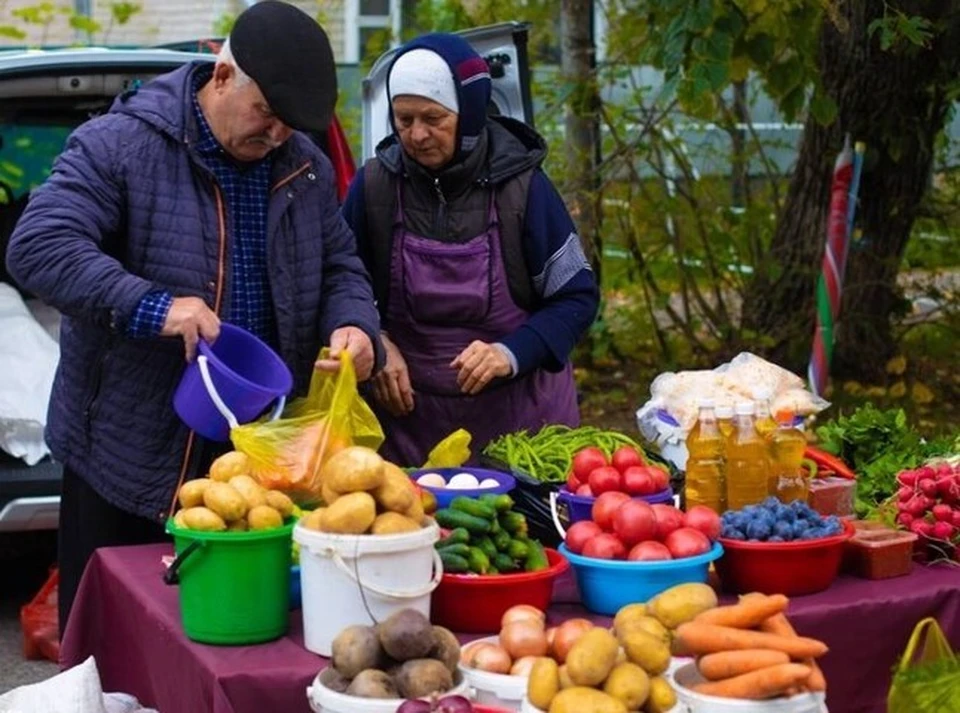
[163, 539, 203, 585]
[197, 354, 286, 431]
[327, 546, 444, 600]
[549, 491, 568, 541]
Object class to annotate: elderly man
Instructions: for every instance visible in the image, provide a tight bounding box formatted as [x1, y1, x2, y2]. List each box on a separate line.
[6, 1, 381, 633]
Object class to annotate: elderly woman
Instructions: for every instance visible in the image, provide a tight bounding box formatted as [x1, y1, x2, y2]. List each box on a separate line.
[343, 33, 599, 466]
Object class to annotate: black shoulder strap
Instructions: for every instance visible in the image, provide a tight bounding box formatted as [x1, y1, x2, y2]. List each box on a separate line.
[362, 159, 397, 313]
[495, 167, 537, 311]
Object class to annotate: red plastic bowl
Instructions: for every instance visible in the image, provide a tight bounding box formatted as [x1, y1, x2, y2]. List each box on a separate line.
[715, 521, 854, 596]
[431, 549, 569, 633]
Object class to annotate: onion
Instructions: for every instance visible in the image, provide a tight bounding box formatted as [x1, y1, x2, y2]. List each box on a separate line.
[545, 626, 557, 650]
[459, 640, 486, 665]
[510, 655, 539, 676]
[500, 621, 549, 659]
[500, 604, 546, 630]
[395, 701, 432, 713]
[435, 695, 474, 713]
[551, 618, 594, 663]
[469, 643, 512, 674]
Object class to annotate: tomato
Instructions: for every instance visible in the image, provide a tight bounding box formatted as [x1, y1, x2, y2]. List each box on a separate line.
[576, 484, 594, 497]
[665, 527, 712, 558]
[582, 533, 626, 559]
[651, 503, 684, 540]
[612, 500, 658, 547]
[564, 520, 603, 554]
[683, 505, 722, 541]
[648, 466, 670, 492]
[611, 446, 643, 473]
[622, 466, 656, 496]
[566, 471, 581, 492]
[591, 491, 631, 530]
[627, 541, 672, 561]
[572, 448, 608, 482]
[588, 466, 622, 496]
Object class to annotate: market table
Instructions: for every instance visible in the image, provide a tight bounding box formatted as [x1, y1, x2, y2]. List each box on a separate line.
[61, 543, 960, 713]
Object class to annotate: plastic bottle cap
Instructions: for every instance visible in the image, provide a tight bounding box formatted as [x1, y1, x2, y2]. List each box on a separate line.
[698, 398, 716, 408]
[715, 405, 734, 418]
[735, 402, 755, 415]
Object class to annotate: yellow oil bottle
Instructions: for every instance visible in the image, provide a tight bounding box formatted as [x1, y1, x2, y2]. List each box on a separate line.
[726, 402, 770, 510]
[684, 400, 726, 513]
[769, 412, 809, 503]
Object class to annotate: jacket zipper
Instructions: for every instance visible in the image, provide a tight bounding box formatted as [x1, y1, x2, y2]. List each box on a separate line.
[432, 178, 447, 236]
[83, 348, 110, 435]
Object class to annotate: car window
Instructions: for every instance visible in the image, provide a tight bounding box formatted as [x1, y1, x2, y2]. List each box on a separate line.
[0, 122, 73, 201]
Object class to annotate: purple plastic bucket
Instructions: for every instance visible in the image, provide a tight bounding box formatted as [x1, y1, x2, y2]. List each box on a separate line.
[407, 468, 515, 509]
[558, 486, 674, 523]
[173, 323, 293, 442]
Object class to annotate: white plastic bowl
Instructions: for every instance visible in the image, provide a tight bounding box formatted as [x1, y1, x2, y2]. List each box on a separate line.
[307, 669, 469, 713]
[458, 636, 527, 711]
[669, 662, 828, 713]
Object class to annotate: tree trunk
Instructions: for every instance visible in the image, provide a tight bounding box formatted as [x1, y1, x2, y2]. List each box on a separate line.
[560, 0, 602, 272]
[741, 1, 960, 380]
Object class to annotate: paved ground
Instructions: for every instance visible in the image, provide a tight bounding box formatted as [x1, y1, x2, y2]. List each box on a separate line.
[0, 530, 59, 694]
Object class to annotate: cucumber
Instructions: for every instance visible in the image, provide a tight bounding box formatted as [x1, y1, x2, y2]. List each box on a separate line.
[488, 515, 502, 534]
[439, 550, 470, 573]
[476, 536, 498, 559]
[450, 496, 497, 520]
[439, 527, 470, 546]
[493, 529, 512, 552]
[494, 553, 519, 573]
[506, 539, 530, 560]
[525, 539, 549, 572]
[479, 493, 515, 513]
[467, 546, 491, 574]
[435, 543, 470, 558]
[435, 509, 492, 535]
[499, 511, 528, 536]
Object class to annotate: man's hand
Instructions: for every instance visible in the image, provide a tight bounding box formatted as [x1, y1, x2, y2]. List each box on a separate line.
[450, 340, 512, 395]
[161, 296, 220, 362]
[315, 326, 375, 381]
[372, 334, 414, 416]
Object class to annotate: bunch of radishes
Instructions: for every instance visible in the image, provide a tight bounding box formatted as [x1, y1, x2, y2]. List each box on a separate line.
[894, 458, 960, 558]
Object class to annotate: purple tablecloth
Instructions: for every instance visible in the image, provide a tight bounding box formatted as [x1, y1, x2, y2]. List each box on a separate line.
[61, 543, 960, 713]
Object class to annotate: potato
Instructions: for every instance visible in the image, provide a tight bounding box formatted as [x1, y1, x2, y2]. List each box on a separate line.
[345, 669, 398, 699]
[180, 506, 226, 531]
[371, 512, 422, 535]
[332, 625, 383, 679]
[565, 628, 619, 687]
[379, 609, 436, 661]
[372, 462, 416, 513]
[603, 662, 650, 710]
[648, 582, 718, 629]
[320, 492, 377, 534]
[527, 657, 560, 711]
[228, 475, 267, 509]
[248, 505, 283, 530]
[621, 629, 670, 676]
[428, 626, 461, 673]
[173, 508, 188, 529]
[393, 659, 453, 699]
[203, 482, 248, 522]
[265, 490, 295, 518]
[321, 482, 340, 507]
[318, 667, 350, 694]
[300, 508, 324, 531]
[227, 518, 249, 532]
[558, 665, 574, 690]
[612, 603, 647, 637]
[404, 491, 426, 525]
[645, 676, 677, 713]
[209, 451, 250, 482]
[178, 479, 211, 509]
[321, 446, 385, 494]
[616, 615, 670, 647]
[547, 687, 627, 713]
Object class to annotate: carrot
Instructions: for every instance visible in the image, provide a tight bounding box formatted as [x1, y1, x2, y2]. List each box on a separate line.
[675, 622, 828, 659]
[693, 663, 812, 699]
[695, 594, 789, 629]
[758, 611, 828, 692]
[698, 649, 791, 680]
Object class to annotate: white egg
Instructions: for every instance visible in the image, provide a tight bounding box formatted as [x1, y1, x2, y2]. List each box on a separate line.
[478, 478, 500, 489]
[416, 472, 448, 488]
[447, 472, 480, 489]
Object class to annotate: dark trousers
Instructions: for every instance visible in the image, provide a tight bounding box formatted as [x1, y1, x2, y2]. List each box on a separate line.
[57, 467, 167, 637]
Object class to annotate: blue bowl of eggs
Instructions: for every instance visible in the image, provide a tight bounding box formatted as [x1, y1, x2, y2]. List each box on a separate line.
[408, 467, 516, 508]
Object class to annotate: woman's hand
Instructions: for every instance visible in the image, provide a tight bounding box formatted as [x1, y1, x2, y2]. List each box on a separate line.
[451, 340, 512, 395]
[372, 334, 415, 416]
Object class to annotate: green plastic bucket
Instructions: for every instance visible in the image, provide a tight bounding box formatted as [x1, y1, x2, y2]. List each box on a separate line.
[164, 518, 294, 645]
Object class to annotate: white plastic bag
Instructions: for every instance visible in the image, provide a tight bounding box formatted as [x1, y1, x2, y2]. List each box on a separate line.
[0, 656, 107, 713]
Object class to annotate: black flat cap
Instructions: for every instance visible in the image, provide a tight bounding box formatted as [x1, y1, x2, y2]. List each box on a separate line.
[229, 0, 337, 132]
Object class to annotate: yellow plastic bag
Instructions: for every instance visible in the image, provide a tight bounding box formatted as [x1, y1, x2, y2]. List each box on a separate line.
[887, 617, 960, 712]
[422, 429, 472, 469]
[231, 349, 384, 505]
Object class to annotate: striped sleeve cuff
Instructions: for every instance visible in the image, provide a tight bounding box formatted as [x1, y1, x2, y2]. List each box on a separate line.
[126, 290, 174, 338]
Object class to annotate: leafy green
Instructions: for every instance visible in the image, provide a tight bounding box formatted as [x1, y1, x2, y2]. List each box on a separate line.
[816, 404, 953, 517]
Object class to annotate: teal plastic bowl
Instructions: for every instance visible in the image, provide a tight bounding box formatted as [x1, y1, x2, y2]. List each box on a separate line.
[559, 541, 723, 615]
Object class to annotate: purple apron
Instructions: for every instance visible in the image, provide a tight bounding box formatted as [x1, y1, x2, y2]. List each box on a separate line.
[376, 186, 579, 467]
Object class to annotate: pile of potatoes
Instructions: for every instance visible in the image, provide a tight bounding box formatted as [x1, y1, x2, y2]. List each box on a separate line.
[300, 446, 430, 536]
[320, 609, 461, 699]
[173, 451, 295, 532]
[526, 582, 719, 713]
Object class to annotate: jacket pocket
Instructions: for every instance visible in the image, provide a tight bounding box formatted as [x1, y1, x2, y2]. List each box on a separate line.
[83, 346, 111, 434]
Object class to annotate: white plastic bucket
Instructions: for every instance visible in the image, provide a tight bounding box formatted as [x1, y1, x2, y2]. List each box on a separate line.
[307, 669, 469, 713]
[459, 636, 527, 711]
[670, 663, 828, 713]
[293, 521, 443, 656]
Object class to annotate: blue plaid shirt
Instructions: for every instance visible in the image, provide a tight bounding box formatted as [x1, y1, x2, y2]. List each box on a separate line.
[127, 70, 276, 345]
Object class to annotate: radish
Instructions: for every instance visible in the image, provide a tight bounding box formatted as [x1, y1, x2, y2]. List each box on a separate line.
[935, 463, 953, 477]
[932, 504, 953, 523]
[919, 479, 938, 498]
[936, 476, 955, 498]
[896, 512, 915, 528]
[897, 486, 914, 502]
[905, 496, 928, 517]
[909, 519, 934, 538]
[916, 465, 936, 480]
[919, 495, 937, 512]
[952, 510, 960, 529]
[897, 470, 919, 487]
[930, 521, 955, 541]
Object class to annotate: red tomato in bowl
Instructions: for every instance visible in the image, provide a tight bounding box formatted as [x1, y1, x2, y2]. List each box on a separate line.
[665, 527, 712, 558]
[565, 521, 603, 554]
[612, 500, 658, 547]
[627, 541, 672, 561]
[611, 446, 644, 473]
[589, 466, 622, 496]
[592, 491, 630, 530]
[572, 448, 607, 482]
[582, 533, 627, 559]
[683, 505, 722, 541]
[651, 504, 684, 540]
[566, 471, 581, 492]
[576, 484, 594, 497]
[622, 466, 656, 496]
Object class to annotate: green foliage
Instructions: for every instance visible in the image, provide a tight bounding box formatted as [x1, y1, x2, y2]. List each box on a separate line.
[868, 5, 935, 51]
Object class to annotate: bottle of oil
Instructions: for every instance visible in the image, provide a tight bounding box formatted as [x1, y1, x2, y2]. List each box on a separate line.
[726, 402, 770, 510]
[715, 404, 735, 441]
[769, 411, 809, 503]
[754, 389, 778, 438]
[684, 399, 726, 513]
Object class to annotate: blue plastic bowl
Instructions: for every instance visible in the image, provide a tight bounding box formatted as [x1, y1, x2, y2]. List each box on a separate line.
[559, 541, 724, 615]
[408, 467, 515, 509]
[557, 486, 675, 524]
[290, 565, 301, 610]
